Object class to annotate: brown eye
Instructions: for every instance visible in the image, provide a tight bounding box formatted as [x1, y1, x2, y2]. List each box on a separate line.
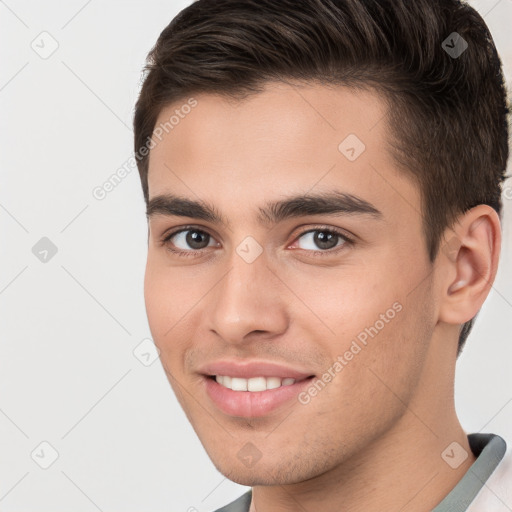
[163, 228, 215, 251]
[295, 229, 350, 251]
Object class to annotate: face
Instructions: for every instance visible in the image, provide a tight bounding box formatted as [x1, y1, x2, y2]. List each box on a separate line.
[144, 81, 438, 485]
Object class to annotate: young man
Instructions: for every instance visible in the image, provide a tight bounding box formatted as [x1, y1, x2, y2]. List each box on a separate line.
[133, 0, 511, 510]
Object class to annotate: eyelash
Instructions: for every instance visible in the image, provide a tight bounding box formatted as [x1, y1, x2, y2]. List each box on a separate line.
[159, 225, 354, 258]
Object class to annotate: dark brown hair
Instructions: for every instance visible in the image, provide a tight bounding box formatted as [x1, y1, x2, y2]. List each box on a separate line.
[134, 0, 510, 355]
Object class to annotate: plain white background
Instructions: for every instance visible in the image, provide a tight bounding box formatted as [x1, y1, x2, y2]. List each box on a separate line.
[1, 1, 511, 510]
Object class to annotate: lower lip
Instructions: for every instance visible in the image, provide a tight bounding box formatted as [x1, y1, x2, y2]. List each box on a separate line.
[204, 376, 315, 418]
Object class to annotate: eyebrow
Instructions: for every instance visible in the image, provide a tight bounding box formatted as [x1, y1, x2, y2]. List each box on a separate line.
[146, 191, 383, 228]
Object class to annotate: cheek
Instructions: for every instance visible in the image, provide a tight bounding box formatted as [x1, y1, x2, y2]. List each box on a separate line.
[143, 254, 201, 338]
[143, 258, 192, 367]
[281, 262, 402, 343]
[288, 258, 431, 394]
[340, 276, 435, 411]
[143, 263, 169, 338]
[299, 301, 430, 445]
[143, 261, 198, 407]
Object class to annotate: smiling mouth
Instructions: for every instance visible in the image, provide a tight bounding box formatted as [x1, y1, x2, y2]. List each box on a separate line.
[203, 373, 316, 417]
[208, 374, 314, 392]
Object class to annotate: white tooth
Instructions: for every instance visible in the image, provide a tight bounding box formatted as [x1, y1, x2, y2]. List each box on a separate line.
[231, 377, 248, 391]
[248, 377, 267, 392]
[266, 377, 282, 389]
[219, 375, 296, 391]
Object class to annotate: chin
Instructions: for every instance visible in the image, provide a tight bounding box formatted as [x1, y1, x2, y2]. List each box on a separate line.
[209, 453, 327, 487]
[218, 466, 294, 487]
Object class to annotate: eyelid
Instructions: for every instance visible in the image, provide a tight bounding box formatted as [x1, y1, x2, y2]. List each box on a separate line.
[289, 224, 355, 244]
[159, 224, 355, 256]
[159, 224, 220, 255]
[287, 225, 354, 255]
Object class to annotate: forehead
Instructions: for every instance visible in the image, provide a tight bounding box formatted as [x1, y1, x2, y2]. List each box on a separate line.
[147, 81, 419, 227]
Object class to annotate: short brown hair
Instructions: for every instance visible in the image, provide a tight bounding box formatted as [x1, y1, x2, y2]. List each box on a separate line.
[133, 0, 510, 355]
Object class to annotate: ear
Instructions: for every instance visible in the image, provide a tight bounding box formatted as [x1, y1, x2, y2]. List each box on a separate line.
[438, 205, 501, 325]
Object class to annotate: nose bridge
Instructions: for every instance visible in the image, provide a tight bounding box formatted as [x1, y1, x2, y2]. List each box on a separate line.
[208, 245, 287, 342]
[217, 247, 270, 319]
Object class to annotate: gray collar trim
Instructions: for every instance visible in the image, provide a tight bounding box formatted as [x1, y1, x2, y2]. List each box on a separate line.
[432, 433, 507, 511]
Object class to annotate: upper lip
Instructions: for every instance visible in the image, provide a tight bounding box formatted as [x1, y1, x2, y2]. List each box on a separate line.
[199, 360, 314, 380]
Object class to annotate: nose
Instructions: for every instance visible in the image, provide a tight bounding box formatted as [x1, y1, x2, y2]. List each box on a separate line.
[207, 248, 289, 345]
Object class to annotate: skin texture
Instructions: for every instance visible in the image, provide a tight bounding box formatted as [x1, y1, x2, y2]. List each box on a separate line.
[143, 81, 501, 511]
